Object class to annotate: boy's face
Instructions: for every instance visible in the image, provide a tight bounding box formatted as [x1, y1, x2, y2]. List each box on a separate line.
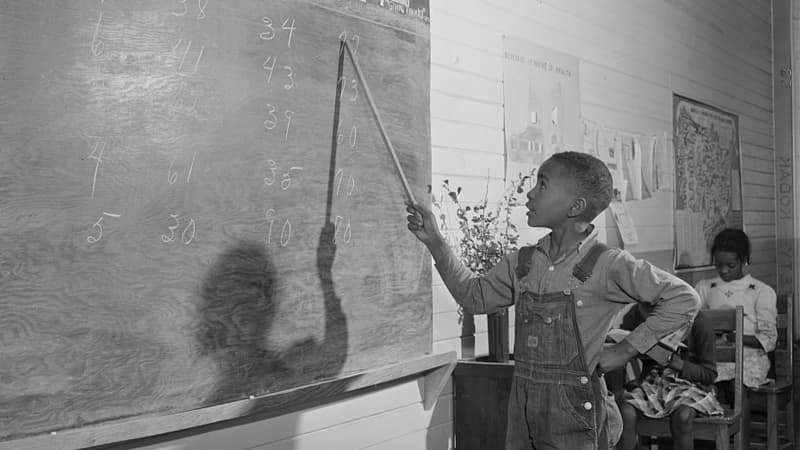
[712, 250, 744, 282]
[525, 160, 579, 228]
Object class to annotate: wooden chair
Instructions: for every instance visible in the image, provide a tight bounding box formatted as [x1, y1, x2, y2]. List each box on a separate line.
[747, 293, 795, 450]
[635, 306, 745, 450]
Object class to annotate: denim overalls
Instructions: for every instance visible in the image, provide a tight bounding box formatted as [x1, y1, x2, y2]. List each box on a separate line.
[506, 243, 621, 450]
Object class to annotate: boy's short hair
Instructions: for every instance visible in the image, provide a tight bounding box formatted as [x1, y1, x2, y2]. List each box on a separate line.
[711, 228, 751, 264]
[549, 151, 613, 221]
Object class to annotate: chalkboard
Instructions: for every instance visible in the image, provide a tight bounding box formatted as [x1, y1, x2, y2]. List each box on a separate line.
[0, 0, 431, 442]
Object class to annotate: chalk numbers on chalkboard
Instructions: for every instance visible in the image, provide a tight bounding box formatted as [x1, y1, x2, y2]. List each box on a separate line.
[337, 124, 358, 149]
[264, 159, 303, 190]
[333, 215, 352, 244]
[263, 105, 295, 142]
[87, 212, 120, 244]
[88, 140, 106, 199]
[264, 209, 292, 247]
[334, 169, 356, 198]
[172, 0, 208, 20]
[259, 17, 296, 48]
[337, 76, 359, 103]
[332, 30, 363, 245]
[338, 31, 360, 55]
[170, 1, 209, 75]
[262, 56, 276, 84]
[161, 214, 197, 245]
[172, 39, 205, 75]
[262, 57, 295, 91]
[263, 159, 278, 185]
[283, 65, 295, 90]
[159, 1, 206, 246]
[91, 11, 105, 57]
[260, 16, 297, 92]
[167, 151, 197, 185]
[86, 1, 114, 246]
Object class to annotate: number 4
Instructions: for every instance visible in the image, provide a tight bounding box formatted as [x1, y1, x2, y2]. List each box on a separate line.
[282, 18, 295, 47]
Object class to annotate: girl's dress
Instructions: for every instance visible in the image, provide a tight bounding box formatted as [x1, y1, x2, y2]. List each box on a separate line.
[624, 366, 723, 418]
[620, 310, 723, 418]
[695, 274, 777, 388]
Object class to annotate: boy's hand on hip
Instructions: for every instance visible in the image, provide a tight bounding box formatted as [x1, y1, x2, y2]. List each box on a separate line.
[406, 202, 442, 247]
[597, 340, 638, 374]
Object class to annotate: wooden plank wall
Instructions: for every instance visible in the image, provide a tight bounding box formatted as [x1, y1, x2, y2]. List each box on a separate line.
[432, 0, 775, 368]
[791, 0, 800, 317]
[124, 1, 775, 449]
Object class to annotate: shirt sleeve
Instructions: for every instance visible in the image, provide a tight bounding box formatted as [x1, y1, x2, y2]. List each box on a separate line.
[693, 280, 711, 308]
[434, 247, 517, 314]
[677, 312, 717, 386]
[753, 284, 778, 352]
[605, 250, 700, 354]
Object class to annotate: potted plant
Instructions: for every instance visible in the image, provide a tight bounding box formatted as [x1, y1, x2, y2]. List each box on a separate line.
[431, 171, 533, 450]
[430, 171, 532, 362]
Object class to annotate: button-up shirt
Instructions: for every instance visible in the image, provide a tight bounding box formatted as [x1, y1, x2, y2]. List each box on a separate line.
[435, 228, 700, 372]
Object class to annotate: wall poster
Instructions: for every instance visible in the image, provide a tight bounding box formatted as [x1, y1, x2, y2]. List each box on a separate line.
[502, 36, 581, 244]
[672, 94, 743, 270]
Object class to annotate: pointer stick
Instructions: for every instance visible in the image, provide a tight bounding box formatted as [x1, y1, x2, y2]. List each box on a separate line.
[342, 40, 417, 205]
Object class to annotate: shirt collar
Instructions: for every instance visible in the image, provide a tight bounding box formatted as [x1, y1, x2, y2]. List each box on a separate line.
[533, 225, 599, 260]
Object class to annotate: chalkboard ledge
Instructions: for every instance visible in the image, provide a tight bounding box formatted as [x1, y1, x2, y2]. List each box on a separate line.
[0, 352, 456, 450]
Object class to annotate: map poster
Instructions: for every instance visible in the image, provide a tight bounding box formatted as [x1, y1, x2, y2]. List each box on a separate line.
[673, 94, 743, 270]
[502, 37, 580, 244]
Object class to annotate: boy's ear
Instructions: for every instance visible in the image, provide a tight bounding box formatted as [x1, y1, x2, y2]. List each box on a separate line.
[568, 197, 588, 218]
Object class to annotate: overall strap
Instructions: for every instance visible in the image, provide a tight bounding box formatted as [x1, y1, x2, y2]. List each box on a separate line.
[515, 246, 536, 279]
[572, 243, 612, 282]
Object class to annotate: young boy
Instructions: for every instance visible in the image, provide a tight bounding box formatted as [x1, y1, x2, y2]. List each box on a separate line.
[406, 151, 700, 449]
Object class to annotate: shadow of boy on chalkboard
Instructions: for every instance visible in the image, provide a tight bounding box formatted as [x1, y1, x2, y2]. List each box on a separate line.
[196, 223, 347, 405]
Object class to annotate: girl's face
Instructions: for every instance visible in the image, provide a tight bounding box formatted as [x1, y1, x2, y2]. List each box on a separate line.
[712, 250, 745, 282]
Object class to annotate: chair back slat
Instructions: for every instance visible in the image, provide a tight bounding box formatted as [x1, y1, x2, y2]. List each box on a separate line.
[776, 294, 789, 314]
[716, 346, 736, 362]
[772, 293, 794, 380]
[733, 306, 744, 414]
[704, 308, 738, 331]
[703, 307, 744, 414]
[777, 328, 788, 347]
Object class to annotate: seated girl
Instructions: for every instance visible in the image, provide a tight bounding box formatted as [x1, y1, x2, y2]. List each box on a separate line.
[695, 228, 777, 389]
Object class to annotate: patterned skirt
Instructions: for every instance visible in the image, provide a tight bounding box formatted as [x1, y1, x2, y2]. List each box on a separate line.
[623, 367, 724, 419]
[715, 347, 771, 388]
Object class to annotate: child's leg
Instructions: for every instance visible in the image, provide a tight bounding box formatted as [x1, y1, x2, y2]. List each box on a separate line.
[669, 405, 696, 450]
[505, 377, 535, 450]
[506, 377, 601, 450]
[617, 400, 639, 450]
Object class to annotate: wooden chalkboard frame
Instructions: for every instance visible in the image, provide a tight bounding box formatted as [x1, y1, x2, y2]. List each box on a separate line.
[0, 352, 455, 450]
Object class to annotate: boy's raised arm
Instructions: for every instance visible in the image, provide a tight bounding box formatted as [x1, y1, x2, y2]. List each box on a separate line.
[406, 202, 455, 265]
[406, 202, 515, 314]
